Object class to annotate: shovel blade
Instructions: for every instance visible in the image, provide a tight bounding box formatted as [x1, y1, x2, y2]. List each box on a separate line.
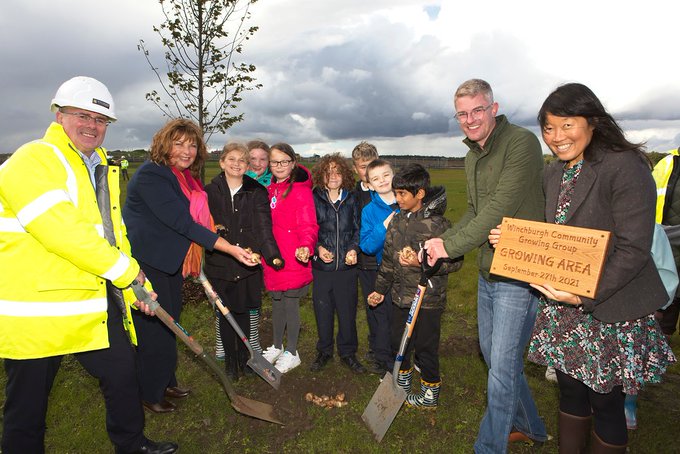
[361, 372, 407, 442]
[231, 395, 285, 425]
[247, 355, 282, 390]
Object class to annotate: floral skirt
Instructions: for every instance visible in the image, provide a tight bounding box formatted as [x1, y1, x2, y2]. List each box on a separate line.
[527, 299, 676, 394]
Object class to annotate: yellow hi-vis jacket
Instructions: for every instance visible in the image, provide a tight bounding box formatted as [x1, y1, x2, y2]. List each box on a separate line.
[652, 148, 680, 223]
[0, 122, 141, 359]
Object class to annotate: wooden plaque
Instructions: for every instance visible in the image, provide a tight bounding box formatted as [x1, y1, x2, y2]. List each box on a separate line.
[490, 217, 611, 298]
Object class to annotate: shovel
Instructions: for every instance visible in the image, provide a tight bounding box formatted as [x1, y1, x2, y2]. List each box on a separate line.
[130, 281, 283, 425]
[197, 270, 282, 390]
[361, 249, 443, 442]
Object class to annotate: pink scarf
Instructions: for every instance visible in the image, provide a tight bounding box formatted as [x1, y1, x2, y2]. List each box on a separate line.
[171, 167, 214, 277]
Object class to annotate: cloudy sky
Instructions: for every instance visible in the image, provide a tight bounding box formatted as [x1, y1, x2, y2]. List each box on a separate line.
[1, 0, 679, 157]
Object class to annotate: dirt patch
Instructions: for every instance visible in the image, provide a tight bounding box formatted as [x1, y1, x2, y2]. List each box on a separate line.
[439, 317, 482, 357]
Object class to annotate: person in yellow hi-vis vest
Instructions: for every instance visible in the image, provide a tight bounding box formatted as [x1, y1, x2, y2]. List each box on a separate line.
[0, 77, 178, 454]
[652, 148, 680, 338]
[120, 156, 130, 181]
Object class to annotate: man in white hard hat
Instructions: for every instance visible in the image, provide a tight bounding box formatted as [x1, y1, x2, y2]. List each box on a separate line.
[0, 76, 178, 454]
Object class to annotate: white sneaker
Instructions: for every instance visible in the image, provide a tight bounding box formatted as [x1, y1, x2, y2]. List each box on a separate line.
[275, 350, 301, 373]
[263, 345, 282, 364]
[545, 366, 558, 383]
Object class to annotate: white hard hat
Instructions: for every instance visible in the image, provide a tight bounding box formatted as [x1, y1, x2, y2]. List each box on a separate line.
[50, 76, 117, 122]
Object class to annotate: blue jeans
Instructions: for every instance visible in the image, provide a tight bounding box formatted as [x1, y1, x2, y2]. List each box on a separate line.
[474, 275, 547, 454]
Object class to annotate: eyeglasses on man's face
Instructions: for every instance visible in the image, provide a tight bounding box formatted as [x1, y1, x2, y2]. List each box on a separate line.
[454, 104, 493, 123]
[270, 159, 293, 168]
[60, 109, 112, 127]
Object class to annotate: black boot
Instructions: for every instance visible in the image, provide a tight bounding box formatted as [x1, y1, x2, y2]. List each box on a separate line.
[238, 349, 254, 377]
[224, 354, 239, 381]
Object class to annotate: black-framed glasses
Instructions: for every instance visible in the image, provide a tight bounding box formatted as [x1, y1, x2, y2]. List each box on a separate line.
[59, 110, 112, 127]
[270, 159, 293, 168]
[454, 104, 493, 123]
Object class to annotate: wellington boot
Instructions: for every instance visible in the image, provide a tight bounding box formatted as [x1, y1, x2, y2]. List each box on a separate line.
[224, 355, 240, 381]
[397, 367, 413, 394]
[405, 379, 440, 409]
[558, 411, 590, 454]
[591, 432, 627, 454]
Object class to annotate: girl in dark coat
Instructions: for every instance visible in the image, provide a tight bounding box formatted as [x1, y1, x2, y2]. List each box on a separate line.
[204, 143, 283, 379]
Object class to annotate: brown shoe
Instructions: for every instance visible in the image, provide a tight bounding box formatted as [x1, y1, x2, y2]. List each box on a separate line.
[164, 386, 190, 399]
[143, 399, 176, 413]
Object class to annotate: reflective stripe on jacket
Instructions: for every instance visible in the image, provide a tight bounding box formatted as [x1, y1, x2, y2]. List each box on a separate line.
[652, 149, 680, 223]
[0, 122, 140, 359]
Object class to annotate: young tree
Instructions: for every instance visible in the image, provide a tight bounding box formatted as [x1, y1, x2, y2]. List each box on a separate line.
[139, 0, 261, 144]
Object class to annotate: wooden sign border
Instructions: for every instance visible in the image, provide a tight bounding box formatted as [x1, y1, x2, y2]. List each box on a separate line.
[490, 217, 611, 298]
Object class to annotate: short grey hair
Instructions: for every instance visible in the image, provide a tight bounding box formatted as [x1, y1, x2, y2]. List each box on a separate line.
[454, 79, 494, 104]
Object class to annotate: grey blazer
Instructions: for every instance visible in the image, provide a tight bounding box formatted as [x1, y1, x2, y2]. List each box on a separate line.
[544, 145, 667, 322]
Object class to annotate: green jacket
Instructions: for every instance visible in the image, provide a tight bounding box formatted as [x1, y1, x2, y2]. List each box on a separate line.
[441, 115, 545, 280]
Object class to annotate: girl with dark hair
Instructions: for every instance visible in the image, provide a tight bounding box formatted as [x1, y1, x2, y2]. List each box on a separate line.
[492, 83, 675, 452]
[261, 143, 318, 373]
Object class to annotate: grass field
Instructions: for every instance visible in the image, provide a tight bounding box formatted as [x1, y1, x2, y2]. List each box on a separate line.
[0, 163, 678, 453]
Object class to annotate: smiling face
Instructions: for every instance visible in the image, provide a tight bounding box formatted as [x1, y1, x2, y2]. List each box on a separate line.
[353, 158, 373, 183]
[220, 149, 248, 179]
[367, 164, 394, 196]
[325, 163, 343, 191]
[541, 113, 594, 168]
[454, 93, 498, 148]
[395, 188, 424, 213]
[169, 135, 198, 171]
[248, 148, 269, 176]
[56, 107, 109, 155]
[269, 148, 295, 181]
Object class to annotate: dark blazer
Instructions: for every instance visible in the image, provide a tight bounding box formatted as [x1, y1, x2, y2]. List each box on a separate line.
[203, 173, 282, 281]
[123, 160, 218, 275]
[544, 146, 667, 322]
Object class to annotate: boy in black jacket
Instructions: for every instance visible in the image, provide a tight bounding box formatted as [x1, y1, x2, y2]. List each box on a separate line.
[368, 164, 462, 408]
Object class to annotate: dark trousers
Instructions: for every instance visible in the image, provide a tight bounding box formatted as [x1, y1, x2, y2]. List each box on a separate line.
[214, 273, 262, 364]
[1, 293, 145, 454]
[133, 262, 183, 403]
[312, 268, 359, 358]
[358, 268, 393, 365]
[655, 296, 680, 336]
[556, 369, 627, 445]
[391, 305, 443, 383]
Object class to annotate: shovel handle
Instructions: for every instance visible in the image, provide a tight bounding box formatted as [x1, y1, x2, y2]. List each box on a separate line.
[197, 271, 253, 353]
[131, 280, 241, 401]
[131, 280, 203, 356]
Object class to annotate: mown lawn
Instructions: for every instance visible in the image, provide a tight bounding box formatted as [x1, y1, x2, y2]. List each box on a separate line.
[0, 164, 678, 453]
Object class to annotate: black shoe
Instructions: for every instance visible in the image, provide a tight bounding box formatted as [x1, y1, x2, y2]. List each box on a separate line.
[164, 386, 190, 399]
[142, 400, 176, 414]
[341, 355, 366, 374]
[310, 351, 333, 371]
[116, 438, 179, 454]
[365, 358, 387, 375]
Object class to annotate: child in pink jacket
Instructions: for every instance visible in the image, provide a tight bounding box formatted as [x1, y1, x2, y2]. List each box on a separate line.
[261, 143, 318, 373]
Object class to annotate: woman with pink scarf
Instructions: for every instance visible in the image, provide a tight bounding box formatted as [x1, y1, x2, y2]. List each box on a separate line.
[124, 119, 251, 413]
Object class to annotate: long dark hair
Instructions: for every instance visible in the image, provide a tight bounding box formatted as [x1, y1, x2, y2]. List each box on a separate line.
[270, 142, 298, 198]
[537, 83, 647, 163]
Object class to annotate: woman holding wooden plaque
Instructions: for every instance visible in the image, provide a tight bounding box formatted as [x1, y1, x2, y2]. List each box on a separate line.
[491, 83, 675, 453]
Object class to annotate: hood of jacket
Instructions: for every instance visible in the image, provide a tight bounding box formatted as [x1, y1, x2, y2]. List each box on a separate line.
[421, 185, 447, 218]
